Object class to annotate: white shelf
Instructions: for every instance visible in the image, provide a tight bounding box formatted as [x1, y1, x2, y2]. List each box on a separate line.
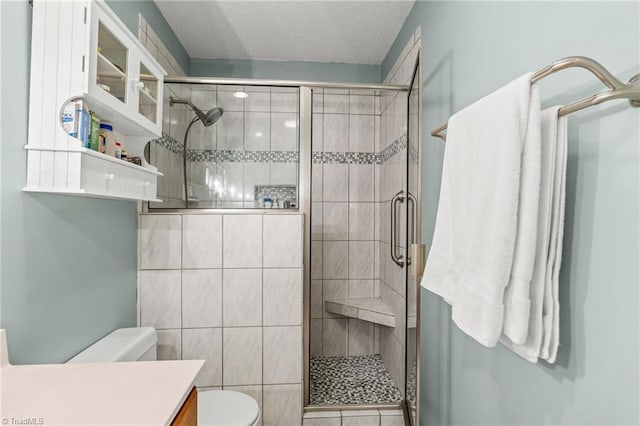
[96, 52, 125, 79]
[324, 297, 396, 328]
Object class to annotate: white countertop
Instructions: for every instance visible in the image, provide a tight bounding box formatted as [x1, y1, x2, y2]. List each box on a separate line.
[0, 358, 204, 426]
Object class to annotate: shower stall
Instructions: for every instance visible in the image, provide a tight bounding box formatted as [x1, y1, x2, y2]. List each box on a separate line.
[145, 57, 421, 424]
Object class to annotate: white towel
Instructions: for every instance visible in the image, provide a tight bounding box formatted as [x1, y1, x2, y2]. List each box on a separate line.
[501, 106, 566, 361]
[501, 90, 543, 344]
[540, 110, 567, 363]
[421, 73, 541, 347]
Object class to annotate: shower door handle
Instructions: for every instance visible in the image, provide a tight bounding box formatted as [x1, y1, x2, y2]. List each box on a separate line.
[390, 190, 405, 267]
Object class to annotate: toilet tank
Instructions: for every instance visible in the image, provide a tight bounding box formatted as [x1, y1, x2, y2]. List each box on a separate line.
[66, 327, 157, 363]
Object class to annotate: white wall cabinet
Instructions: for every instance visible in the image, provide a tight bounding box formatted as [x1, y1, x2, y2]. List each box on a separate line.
[24, 0, 166, 202]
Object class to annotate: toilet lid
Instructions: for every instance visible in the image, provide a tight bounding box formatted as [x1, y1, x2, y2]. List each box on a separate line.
[198, 390, 260, 426]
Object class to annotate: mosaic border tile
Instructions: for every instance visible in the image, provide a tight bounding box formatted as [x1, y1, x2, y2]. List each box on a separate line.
[151, 132, 409, 165]
[150, 132, 183, 154]
[187, 149, 299, 163]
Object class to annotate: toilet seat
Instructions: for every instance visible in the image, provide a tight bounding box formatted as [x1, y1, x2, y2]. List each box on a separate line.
[198, 390, 260, 426]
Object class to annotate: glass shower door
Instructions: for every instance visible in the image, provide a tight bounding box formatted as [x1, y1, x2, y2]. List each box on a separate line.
[405, 56, 422, 426]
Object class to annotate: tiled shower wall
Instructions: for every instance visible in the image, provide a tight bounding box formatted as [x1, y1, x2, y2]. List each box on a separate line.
[138, 213, 303, 426]
[149, 83, 300, 209]
[310, 88, 381, 358]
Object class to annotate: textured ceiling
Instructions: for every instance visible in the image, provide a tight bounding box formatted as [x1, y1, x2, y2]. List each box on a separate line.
[154, 0, 414, 65]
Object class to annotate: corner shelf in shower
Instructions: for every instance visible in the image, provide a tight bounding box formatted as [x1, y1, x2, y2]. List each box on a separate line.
[324, 297, 396, 328]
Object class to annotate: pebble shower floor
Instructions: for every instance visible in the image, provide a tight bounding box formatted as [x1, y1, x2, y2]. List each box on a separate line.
[309, 354, 403, 405]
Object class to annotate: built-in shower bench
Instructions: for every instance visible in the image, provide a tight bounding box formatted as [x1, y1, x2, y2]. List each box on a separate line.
[324, 298, 396, 327]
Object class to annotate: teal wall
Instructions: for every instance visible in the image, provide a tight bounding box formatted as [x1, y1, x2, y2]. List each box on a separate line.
[190, 58, 381, 83]
[106, 0, 190, 73]
[0, 1, 159, 364]
[384, 1, 639, 425]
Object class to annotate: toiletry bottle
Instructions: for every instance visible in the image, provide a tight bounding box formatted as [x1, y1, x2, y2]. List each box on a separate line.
[99, 123, 113, 154]
[114, 142, 122, 159]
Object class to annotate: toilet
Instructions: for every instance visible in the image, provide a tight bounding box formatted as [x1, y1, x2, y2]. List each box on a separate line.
[67, 327, 260, 426]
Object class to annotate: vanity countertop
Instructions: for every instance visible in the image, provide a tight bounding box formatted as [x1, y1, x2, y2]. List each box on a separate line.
[0, 358, 204, 425]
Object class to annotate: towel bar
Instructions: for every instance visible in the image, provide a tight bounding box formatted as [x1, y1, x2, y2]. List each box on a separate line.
[431, 56, 640, 140]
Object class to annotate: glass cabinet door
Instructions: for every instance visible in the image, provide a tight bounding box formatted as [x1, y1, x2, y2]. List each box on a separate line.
[96, 21, 128, 104]
[137, 62, 158, 124]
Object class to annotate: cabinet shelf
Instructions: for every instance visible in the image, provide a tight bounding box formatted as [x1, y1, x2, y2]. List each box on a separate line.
[97, 52, 125, 79]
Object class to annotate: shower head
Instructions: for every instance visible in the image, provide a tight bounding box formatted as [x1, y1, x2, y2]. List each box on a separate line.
[169, 96, 224, 127]
[201, 107, 224, 127]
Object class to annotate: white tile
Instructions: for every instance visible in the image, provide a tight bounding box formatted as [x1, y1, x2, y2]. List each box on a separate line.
[348, 279, 375, 299]
[139, 270, 181, 329]
[312, 91, 324, 113]
[263, 268, 302, 326]
[303, 412, 341, 426]
[223, 327, 262, 386]
[217, 111, 244, 150]
[311, 202, 323, 241]
[139, 215, 181, 269]
[323, 114, 349, 152]
[324, 94, 349, 114]
[310, 319, 323, 357]
[263, 384, 302, 426]
[182, 269, 222, 328]
[223, 215, 262, 268]
[312, 163, 323, 201]
[312, 113, 323, 152]
[349, 203, 374, 240]
[349, 165, 374, 202]
[322, 318, 348, 356]
[349, 95, 375, 115]
[217, 90, 244, 111]
[271, 92, 298, 112]
[349, 241, 374, 279]
[223, 268, 262, 327]
[322, 202, 349, 240]
[323, 164, 349, 202]
[224, 385, 263, 426]
[189, 120, 216, 150]
[156, 329, 181, 360]
[270, 163, 298, 186]
[244, 163, 270, 201]
[323, 280, 347, 318]
[263, 215, 302, 267]
[246, 91, 271, 112]
[263, 326, 302, 384]
[182, 215, 222, 269]
[191, 87, 217, 109]
[271, 112, 298, 151]
[182, 328, 222, 387]
[245, 112, 271, 151]
[348, 319, 374, 356]
[341, 410, 380, 426]
[323, 241, 348, 279]
[380, 409, 404, 426]
[349, 115, 375, 153]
